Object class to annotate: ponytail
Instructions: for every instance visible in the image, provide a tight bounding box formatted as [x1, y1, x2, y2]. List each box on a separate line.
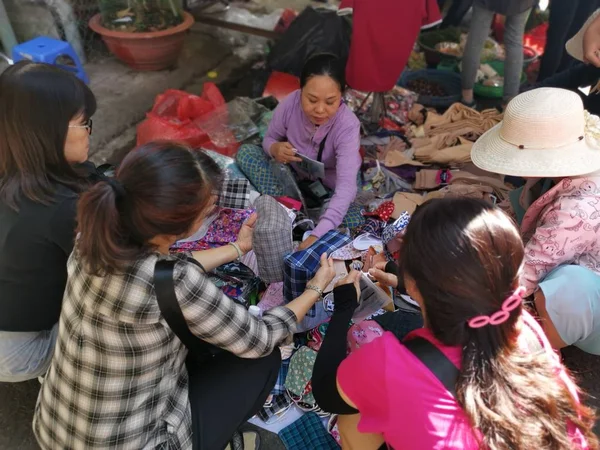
[457, 324, 597, 449]
[76, 142, 222, 276]
[77, 180, 139, 275]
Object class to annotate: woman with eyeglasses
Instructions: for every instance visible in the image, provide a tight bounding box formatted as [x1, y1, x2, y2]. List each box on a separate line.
[0, 61, 101, 382]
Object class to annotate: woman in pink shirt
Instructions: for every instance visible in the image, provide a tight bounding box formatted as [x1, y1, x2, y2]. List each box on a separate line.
[312, 198, 597, 449]
[236, 54, 362, 250]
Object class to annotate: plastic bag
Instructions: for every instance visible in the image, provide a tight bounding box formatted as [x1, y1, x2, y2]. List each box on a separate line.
[137, 84, 225, 149]
[267, 7, 352, 77]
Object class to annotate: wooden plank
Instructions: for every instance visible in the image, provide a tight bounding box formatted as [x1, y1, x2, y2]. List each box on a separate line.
[191, 13, 280, 39]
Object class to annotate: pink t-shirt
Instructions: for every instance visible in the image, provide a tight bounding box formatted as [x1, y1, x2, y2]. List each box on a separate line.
[337, 312, 588, 449]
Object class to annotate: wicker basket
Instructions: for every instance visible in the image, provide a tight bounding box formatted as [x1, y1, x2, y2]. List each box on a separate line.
[398, 69, 462, 108]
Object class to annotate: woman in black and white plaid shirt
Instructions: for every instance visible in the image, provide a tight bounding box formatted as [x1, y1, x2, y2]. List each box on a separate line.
[33, 142, 336, 450]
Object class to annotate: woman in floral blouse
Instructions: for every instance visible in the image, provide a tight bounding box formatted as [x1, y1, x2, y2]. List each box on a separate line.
[33, 142, 336, 450]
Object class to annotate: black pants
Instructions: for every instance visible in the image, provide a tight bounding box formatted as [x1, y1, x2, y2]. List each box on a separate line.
[187, 349, 281, 450]
[538, 0, 600, 81]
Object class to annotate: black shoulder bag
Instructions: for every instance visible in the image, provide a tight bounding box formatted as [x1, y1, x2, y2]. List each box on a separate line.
[297, 134, 331, 209]
[154, 259, 222, 366]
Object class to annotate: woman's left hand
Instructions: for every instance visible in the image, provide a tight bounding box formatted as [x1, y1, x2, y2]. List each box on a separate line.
[297, 235, 318, 251]
[335, 270, 362, 300]
[235, 213, 257, 254]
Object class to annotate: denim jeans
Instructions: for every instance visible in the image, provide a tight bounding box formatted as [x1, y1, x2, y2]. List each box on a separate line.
[0, 324, 58, 382]
[461, 4, 532, 102]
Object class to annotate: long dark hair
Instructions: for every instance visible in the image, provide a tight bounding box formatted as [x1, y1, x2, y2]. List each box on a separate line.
[399, 198, 597, 449]
[0, 61, 97, 210]
[300, 53, 346, 91]
[76, 142, 222, 275]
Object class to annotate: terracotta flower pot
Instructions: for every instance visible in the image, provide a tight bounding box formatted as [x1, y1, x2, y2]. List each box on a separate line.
[89, 12, 194, 71]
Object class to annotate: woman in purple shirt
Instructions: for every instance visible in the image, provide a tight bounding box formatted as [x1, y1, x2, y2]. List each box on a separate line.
[237, 54, 362, 250]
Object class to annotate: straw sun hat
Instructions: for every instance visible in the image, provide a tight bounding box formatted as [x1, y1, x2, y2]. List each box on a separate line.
[471, 88, 600, 177]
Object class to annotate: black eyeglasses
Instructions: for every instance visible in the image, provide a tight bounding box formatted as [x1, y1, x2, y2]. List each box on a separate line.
[68, 118, 93, 136]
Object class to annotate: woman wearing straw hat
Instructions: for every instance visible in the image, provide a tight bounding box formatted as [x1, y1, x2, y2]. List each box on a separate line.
[472, 87, 600, 355]
[533, 8, 600, 116]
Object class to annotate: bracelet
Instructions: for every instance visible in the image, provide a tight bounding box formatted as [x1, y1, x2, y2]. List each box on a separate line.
[229, 242, 243, 261]
[305, 284, 324, 299]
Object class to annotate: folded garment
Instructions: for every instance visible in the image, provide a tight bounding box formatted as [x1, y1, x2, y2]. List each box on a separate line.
[414, 169, 459, 190]
[279, 412, 339, 450]
[392, 192, 425, 216]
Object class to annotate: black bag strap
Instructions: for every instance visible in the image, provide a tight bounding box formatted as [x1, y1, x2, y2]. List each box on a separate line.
[403, 337, 459, 397]
[317, 133, 329, 163]
[154, 259, 217, 356]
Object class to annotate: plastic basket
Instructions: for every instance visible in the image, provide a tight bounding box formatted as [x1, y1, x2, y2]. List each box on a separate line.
[473, 60, 526, 99]
[398, 69, 462, 108]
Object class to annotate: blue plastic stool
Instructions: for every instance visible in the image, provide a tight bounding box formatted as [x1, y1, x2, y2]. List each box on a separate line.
[12, 36, 89, 84]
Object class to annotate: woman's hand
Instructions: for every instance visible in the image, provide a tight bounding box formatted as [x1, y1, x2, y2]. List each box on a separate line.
[583, 13, 600, 67]
[335, 270, 362, 300]
[297, 235, 318, 251]
[307, 253, 336, 292]
[362, 250, 387, 273]
[235, 213, 257, 254]
[368, 262, 399, 289]
[270, 142, 302, 164]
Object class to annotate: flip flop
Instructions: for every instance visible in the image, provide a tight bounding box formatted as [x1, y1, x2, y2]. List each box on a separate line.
[224, 431, 261, 450]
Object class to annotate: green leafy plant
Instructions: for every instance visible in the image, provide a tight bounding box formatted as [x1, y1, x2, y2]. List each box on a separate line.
[99, 0, 184, 32]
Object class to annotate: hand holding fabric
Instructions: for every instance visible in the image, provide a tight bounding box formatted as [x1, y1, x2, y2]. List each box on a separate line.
[235, 213, 257, 254]
[333, 270, 361, 312]
[308, 253, 336, 292]
[368, 262, 399, 289]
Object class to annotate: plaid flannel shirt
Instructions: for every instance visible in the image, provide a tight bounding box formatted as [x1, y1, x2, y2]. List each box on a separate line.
[33, 251, 295, 450]
[283, 231, 351, 316]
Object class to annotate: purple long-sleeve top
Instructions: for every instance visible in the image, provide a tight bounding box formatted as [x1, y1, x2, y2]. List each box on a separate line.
[263, 90, 361, 237]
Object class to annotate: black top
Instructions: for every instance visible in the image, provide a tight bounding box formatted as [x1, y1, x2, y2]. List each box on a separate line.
[0, 163, 102, 332]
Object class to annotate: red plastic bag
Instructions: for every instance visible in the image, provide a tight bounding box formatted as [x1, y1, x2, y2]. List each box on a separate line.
[137, 84, 226, 149]
[263, 71, 300, 102]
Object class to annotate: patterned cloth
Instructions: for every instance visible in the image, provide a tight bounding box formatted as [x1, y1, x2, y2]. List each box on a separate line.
[236, 144, 285, 196]
[331, 242, 365, 261]
[382, 212, 411, 259]
[218, 179, 250, 210]
[352, 217, 386, 239]
[33, 252, 296, 450]
[283, 231, 351, 312]
[258, 391, 293, 424]
[171, 208, 254, 252]
[272, 357, 291, 396]
[279, 412, 340, 450]
[205, 149, 246, 180]
[254, 196, 293, 283]
[363, 200, 395, 222]
[258, 282, 285, 312]
[284, 346, 318, 405]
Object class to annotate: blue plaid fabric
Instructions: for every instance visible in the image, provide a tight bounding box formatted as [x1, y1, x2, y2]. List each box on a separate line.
[283, 231, 351, 315]
[279, 412, 340, 450]
[272, 357, 291, 395]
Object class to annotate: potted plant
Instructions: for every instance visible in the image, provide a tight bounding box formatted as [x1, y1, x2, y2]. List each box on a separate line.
[89, 0, 194, 71]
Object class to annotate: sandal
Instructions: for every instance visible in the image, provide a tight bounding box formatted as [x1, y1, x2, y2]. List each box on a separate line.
[224, 431, 261, 450]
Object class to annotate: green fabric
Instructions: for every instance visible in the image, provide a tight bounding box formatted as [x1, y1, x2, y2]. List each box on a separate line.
[509, 178, 554, 226]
